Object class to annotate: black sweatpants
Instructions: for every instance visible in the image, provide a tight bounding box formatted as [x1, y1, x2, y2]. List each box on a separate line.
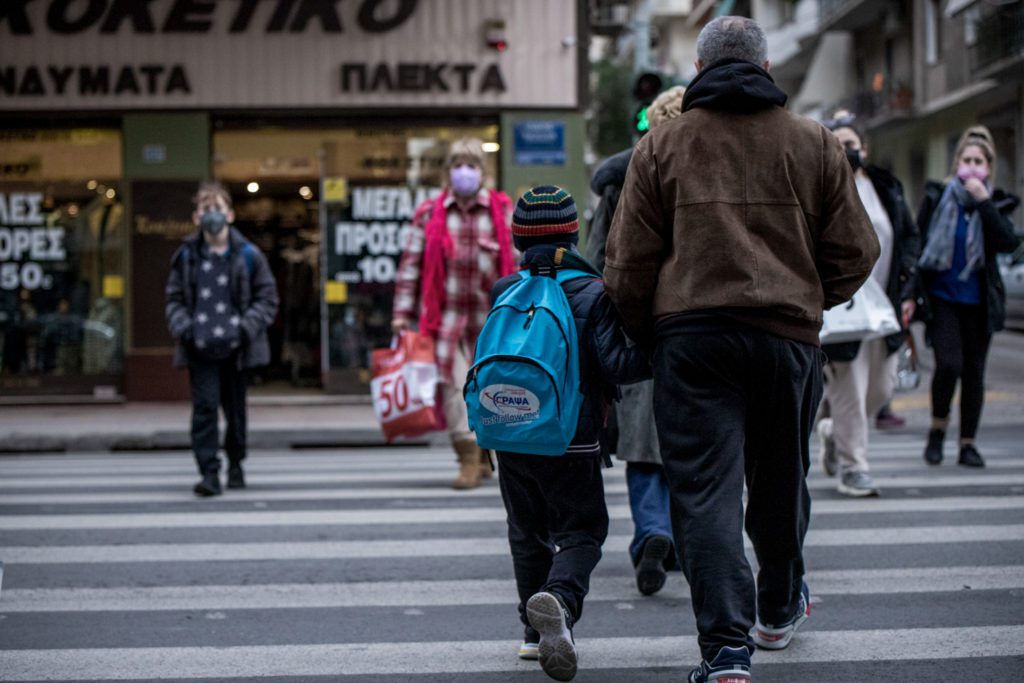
[496, 453, 609, 627]
[928, 296, 992, 440]
[188, 353, 248, 475]
[653, 328, 823, 660]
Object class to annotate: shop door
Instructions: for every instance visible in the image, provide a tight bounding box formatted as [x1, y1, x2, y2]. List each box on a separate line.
[226, 180, 321, 390]
[319, 141, 441, 394]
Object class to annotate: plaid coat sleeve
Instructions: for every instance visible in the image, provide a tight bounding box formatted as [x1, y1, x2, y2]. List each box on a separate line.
[392, 202, 431, 321]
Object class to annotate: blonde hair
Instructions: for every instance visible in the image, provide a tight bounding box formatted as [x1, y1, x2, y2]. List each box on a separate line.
[647, 86, 686, 130]
[194, 181, 233, 209]
[445, 137, 486, 170]
[951, 125, 996, 180]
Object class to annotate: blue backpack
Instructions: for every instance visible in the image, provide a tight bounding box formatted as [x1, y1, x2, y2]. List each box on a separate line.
[464, 266, 591, 456]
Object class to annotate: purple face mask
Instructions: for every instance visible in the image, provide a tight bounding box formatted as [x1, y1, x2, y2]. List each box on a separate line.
[450, 165, 482, 197]
[957, 163, 989, 183]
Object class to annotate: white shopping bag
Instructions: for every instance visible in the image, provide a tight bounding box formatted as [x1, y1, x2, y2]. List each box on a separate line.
[820, 278, 901, 344]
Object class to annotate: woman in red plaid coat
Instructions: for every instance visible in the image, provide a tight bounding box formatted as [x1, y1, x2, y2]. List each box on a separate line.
[391, 138, 516, 489]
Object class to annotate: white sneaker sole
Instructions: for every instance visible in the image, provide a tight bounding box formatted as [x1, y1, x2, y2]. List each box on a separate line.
[518, 642, 539, 660]
[526, 592, 577, 681]
[837, 481, 880, 497]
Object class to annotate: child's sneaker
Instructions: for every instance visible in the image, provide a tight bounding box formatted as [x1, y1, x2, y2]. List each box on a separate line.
[752, 581, 811, 650]
[519, 625, 540, 660]
[526, 592, 577, 681]
[687, 645, 751, 682]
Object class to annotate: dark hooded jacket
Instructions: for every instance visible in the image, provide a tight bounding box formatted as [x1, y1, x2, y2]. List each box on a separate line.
[490, 245, 650, 459]
[165, 227, 279, 369]
[605, 59, 879, 345]
[587, 148, 633, 272]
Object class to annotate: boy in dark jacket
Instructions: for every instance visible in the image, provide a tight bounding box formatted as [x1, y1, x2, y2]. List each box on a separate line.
[165, 182, 278, 497]
[487, 186, 649, 682]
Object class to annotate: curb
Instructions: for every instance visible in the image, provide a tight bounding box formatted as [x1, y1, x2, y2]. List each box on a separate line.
[0, 428, 444, 454]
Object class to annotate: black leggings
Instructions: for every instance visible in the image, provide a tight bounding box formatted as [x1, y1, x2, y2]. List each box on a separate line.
[928, 297, 992, 440]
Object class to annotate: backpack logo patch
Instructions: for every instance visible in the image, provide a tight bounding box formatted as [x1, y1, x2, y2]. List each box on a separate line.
[480, 384, 540, 424]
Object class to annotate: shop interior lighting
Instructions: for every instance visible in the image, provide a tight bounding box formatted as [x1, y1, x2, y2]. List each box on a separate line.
[105, 189, 116, 199]
[482, 142, 501, 153]
[299, 185, 313, 200]
[247, 182, 260, 193]
[86, 180, 98, 190]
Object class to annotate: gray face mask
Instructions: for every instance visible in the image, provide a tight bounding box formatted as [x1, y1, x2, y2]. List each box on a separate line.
[200, 210, 228, 236]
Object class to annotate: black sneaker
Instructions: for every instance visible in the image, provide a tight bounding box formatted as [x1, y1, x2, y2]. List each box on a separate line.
[752, 580, 811, 650]
[193, 472, 221, 497]
[923, 428, 945, 465]
[636, 535, 672, 596]
[227, 464, 246, 489]
[687, 645, 751, 683]
[526, 592, 576, 681]
[519, 625, 540, 660]
[958, 444, 985, 468]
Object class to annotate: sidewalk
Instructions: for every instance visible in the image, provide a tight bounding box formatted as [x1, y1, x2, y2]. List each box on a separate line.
[1, 331, 1020, 454]
[0, 399, 398, 453]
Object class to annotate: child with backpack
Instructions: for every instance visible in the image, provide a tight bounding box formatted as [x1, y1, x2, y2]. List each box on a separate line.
[464, 185, 650, 682]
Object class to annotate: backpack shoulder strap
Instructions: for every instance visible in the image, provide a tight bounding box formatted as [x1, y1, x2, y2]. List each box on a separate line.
[241, 243, 256, 276]
[555, 268, 595, 284]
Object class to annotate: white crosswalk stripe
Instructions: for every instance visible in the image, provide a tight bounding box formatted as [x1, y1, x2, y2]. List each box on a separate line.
[1, 431, 1022, 681]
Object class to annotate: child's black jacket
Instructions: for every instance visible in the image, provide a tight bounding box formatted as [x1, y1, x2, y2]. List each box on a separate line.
[489, 244, 650, 458]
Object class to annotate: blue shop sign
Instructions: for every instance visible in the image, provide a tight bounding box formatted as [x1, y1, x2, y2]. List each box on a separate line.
[513, 121, 566, 166]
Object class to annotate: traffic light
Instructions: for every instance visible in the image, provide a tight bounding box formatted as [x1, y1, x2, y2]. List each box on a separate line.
[632, 72, 663, 135]
[632, 72, 663, 103]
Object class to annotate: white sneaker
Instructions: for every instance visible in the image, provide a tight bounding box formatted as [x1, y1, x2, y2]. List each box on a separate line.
[838, 471, 881, 497]
[519, 640, 539, 660]
[526, 592, 577, 681]
[519, 625, 539, 660]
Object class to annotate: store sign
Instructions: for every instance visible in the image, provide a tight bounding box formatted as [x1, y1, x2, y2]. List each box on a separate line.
[513, 121, 566, 166]
[0, 192, 66, 291]
[325, 185, 437, 289]
[0, 0, 418, 35]
[0, 0, 577, 109]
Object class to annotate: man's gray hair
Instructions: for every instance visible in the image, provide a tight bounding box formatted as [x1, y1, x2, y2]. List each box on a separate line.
[696, 16, 768, 66]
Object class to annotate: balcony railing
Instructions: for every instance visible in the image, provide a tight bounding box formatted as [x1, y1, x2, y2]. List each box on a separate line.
[829, 84, 914, 128]
[970, 3, 1024, 72]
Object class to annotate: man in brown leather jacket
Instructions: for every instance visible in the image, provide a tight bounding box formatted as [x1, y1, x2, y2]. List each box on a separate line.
[604, 16, 878, 683]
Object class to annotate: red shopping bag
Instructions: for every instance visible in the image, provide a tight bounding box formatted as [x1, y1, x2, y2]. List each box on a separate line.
[370, 331, 445, 442]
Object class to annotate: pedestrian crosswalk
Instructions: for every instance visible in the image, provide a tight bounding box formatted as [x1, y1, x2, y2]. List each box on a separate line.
[1, 431, 1023, 681]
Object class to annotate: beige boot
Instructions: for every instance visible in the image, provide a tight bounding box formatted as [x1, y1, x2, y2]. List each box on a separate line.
[479, 448, 494, 480]
[452, 440, 482, 490]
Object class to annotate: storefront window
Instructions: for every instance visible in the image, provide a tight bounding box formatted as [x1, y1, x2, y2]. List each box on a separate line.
[0, 129, 124, 398]
[213, 121, 499, 393]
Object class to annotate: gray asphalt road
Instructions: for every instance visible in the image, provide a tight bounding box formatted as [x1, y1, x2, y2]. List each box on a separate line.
[1, 430, 1023, 681]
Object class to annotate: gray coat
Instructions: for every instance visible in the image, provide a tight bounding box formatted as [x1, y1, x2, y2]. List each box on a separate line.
[165, 228, 279, 369]
[589, 148, 661, 464]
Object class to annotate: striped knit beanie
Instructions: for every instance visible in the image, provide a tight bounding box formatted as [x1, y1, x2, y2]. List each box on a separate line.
[511, 185, 579, 249]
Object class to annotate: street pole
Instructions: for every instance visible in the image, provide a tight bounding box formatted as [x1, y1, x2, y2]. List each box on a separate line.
[633, 0, 651, 73]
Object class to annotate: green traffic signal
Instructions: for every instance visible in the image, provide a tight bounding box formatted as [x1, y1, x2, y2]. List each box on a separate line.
[635, 106, 650, 133]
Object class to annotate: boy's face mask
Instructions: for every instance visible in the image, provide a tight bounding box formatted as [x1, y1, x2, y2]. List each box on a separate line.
[200, 209, 228, 236]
